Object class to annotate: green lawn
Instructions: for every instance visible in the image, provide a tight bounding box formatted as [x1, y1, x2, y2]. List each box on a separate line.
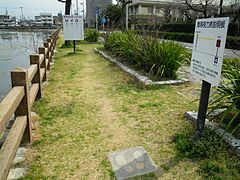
[23, 34, 240, 179]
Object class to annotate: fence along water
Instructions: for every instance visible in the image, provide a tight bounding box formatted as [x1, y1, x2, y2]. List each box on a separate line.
[0, 28, 60, 180]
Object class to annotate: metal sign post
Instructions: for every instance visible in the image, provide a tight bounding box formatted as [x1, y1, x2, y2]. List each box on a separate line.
[73, 40, 76, 54]
[63, 15, 84, 54]
[195, 80, 211, 138]
[190, 17, 229, 138]
[96, 7, 100, 31]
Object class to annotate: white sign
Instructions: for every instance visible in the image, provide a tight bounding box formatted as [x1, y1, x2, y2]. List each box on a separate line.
[190, 17, 229, 86]
[63, 15, 84, 40]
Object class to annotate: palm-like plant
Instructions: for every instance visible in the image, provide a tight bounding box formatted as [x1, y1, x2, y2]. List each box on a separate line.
[104, 31, 190, 79]
[209, 59, 240, 134]
[101, 5, 123, 29]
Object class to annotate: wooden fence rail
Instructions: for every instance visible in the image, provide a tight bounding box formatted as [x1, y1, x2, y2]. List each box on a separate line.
[0, 28, 60, 180]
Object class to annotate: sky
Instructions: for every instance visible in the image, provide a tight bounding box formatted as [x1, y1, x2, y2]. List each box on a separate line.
[0, 0, 117, 20]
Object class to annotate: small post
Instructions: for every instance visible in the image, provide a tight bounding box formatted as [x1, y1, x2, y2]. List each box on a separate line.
[30, 54, 42, 99]
[39, 47, 48, 79]
[47, 38, 53, 56]
[11, 69, 32, 143]
[44, 42, 50, 61]
[73, 40, 76, 54]
[195, 80, 211, 138]
[49, 36, 54, 54]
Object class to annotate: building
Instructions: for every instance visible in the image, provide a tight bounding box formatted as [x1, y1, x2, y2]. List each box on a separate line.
[40, 13, 53, 27]
[0, 15, 17, 26]
[128, 0, 185, 30]
[35, 16, 41, 22]
[0, 15, 10, 22]
[86, 0, 112, 27]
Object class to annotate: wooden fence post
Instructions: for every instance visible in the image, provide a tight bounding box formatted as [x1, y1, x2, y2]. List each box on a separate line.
[30, 54, 42, 99]
[39, 47, 48, 78]
[44, 42, 50, 64]
[47, 38, 53, 62]
[11, 69, 32, 143]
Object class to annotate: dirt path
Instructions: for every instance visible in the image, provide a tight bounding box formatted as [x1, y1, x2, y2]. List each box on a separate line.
[70, 45, 138, 179]
[25, 42, 140, 179]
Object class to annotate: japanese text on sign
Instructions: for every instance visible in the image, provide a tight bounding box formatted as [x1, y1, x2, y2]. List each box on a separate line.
[190, 17, 229, 86]
[197, 20, 226, 28]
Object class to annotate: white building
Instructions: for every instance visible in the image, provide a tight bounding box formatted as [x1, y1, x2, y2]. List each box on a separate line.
[40, 13, 53, 27]
[127, 0, 185, 29]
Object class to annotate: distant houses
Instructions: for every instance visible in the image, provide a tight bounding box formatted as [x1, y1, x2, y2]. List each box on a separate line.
[0, 15, 17, 26]
[126, 0, 240, 30]
[0, 12, 62, 28]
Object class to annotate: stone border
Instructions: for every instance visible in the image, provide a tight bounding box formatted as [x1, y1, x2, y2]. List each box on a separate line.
[94, 49, 189, 86]
[185, 111, 240, 155]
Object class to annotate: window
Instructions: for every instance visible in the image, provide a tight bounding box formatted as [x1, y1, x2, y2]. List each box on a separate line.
[155, 7, 161, 14]
[135, 5, 139, 14]
[147, 6, 153, 14]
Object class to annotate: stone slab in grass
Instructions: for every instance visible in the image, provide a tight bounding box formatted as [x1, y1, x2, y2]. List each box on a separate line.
[94, 49, 189, 86]
[108, 146, 157, 180]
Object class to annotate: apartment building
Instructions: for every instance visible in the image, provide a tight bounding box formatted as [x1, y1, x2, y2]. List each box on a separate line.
[128, 0, 185, 29]
[40, 13, 53, 27]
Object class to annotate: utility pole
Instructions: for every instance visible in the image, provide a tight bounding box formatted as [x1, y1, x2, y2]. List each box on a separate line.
[76, 0, 79, 15]
[5, 7, 8, 15]
[218, 0, 223, 16]
[81, 2, 84, 18]
[20, 7, 24, 21]
[126, 4, 129, 30]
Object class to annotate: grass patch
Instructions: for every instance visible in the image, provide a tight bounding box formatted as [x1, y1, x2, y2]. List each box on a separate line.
[23, 33, 240, 179]
[174, 128, 240, 179]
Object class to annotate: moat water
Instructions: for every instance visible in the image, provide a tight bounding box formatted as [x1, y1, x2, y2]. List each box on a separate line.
[0, 31, 49, 101]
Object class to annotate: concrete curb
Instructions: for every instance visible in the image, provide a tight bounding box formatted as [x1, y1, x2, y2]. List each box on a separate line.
[94, 49, 189, 86]
[185, 111, 240, 155]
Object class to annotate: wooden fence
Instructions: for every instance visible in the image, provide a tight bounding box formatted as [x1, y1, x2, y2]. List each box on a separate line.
[0, 28, 60, 180]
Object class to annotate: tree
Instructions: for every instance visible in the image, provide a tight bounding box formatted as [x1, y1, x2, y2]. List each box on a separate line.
[58, 0, 72, 15]
[101, 5, 123, 29]
[117, 0, 132, 10]
[116, 0, 132, 29]
[57, 0, 72, 46]
[182, 0, 218, 18]
[229, 0, 240, 23]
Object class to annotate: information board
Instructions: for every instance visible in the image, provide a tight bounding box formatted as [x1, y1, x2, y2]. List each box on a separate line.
[63, 15, 84, 41]
[190, 17, 229, 86]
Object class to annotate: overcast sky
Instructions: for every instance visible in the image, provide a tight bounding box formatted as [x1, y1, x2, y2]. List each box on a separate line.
[0, 0, 117, 19]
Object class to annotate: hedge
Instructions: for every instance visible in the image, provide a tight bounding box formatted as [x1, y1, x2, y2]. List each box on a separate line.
[160, 23, 240, 36]
[134, 30, 240, 50]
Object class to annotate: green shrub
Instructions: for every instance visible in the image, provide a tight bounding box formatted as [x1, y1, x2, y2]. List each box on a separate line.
[209, 59, 240, 134]
[159, 23, 240, 36]
[160, 23, 195, 33]
[85, 29, 99, 42]
[200, 161, 224, 179]
[175, 129, 226, 159]
[104, 31, 190, 79]
[134, 30, 240, 50]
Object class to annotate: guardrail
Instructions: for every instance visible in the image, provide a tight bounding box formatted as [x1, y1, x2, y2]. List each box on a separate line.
[0, 28, 60, 180]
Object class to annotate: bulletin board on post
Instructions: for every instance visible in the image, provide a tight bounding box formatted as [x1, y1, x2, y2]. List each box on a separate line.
[190, 17, 229, 138]
[63, 15, 84, 41]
